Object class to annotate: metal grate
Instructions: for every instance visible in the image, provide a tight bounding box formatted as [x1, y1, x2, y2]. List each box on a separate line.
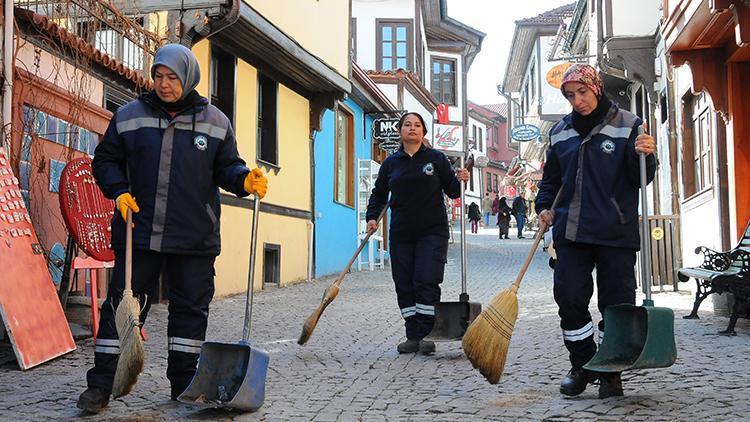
[637, 215, 682, 292]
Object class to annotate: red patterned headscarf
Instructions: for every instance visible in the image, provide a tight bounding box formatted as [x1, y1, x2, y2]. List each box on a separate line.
[560, 64, 603, 98]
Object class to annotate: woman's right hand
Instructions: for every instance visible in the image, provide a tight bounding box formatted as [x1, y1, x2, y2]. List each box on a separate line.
[366, 219, 379, 234]
[539, 209, 555, 227]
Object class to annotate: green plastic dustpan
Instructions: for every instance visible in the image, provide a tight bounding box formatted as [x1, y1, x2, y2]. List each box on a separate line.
[584, 143, 677, 373]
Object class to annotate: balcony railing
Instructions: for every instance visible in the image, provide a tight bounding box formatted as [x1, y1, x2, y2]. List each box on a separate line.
[14, 0, 161, 74]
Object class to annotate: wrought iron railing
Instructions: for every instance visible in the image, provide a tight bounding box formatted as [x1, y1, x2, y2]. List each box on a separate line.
[14, 0, 160, 74]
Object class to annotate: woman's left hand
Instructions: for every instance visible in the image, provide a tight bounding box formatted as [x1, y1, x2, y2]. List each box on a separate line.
[456, 168, 470, 182]
[635, 130, 656, 155]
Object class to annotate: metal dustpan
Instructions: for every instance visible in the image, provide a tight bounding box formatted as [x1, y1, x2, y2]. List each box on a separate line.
[584, 138, 677, 373]
[179, 195, 269, 411]
[425, 155, 482, 341]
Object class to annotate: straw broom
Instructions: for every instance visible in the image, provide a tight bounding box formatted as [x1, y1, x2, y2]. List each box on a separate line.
[298, 205, 389, 345]
[462, 220, 549, 384]
[111, 210, 144, 398]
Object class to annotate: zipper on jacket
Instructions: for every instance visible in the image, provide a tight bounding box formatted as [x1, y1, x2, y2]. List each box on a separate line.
[609, 197, 626, 224]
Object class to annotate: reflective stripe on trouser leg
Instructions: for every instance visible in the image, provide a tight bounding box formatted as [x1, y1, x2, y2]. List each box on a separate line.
[165, 254, 216, 393]
[553, 243, 597, 368]
[390, 239, 418, 339]
[412, 234, 447, 340]
[86, 249, 161, 392]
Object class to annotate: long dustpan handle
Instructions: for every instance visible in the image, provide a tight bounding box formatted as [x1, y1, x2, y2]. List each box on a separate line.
[125, 209, 133, 292]
[459, 155, 468, 299]
[637, 125, 653, 303]
[242, 195, 261, 343]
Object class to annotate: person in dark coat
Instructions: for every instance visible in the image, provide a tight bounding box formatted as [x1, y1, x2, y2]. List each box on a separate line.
[468, 201, 481, 233]
[512, 193, 527, 238]
[366, 112, 469, 355]
[77, 44, 269, 413]
[535, 63, 656, 400]
[496, 196, 511, 239]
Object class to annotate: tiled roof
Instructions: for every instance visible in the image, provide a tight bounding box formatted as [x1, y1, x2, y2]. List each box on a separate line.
[482, 103, 508, 119]
[516, 2, 576, 25]
[15, 7, 152, 90]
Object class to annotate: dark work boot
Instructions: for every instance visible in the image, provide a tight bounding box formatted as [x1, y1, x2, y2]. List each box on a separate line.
[397, 339, 419, 353]
[76, 387, 110, 414]
[599, 372, 624, 399]
[418, 340, 436, 355]
[560, 368, 598, 396]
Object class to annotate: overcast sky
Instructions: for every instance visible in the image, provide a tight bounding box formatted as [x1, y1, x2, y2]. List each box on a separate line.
[445, 0, 575, 106]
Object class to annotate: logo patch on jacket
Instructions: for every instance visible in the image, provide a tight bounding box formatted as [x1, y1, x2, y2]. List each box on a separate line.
[422, 162, 435, 176]
[194, 135, 208, 151]
[600, 140, 615, 154]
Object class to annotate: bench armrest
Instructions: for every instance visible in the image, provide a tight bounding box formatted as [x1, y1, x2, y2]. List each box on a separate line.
[729, 249, 750, 278]
[695, 246, 732, 271]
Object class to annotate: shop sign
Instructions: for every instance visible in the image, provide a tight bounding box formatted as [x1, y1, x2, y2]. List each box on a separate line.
[433, 123, 463, 153]
[511, 124, 541, 142]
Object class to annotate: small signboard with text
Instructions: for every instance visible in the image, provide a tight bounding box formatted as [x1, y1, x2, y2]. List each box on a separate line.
[511, 124, 541, 142]
[373, 118, 401, 153]
[432, 123, 463, 153]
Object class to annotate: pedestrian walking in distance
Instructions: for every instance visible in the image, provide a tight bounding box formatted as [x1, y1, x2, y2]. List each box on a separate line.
[481, 193, 493, 227]
[535, 63, 656, 399]
[496, 196, 511, 239]
[78, 43, 269, 413]
[512, 193, 527, 238]
[468, 201, 481, 234]
[366, 112, 470, 355]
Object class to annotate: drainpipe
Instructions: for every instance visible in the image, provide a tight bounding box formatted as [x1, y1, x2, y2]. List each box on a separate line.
[2, 0, 13, 152]
[596, 0, 627, 80]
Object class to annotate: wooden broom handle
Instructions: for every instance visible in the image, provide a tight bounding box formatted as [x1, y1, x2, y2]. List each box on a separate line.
[511, 189, 562, 289]
[125, 209, 132, 292]
[332, 204, 389, 288]
[511, 221, 548, 289]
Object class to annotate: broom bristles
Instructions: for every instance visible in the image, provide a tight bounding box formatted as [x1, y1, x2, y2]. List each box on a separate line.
[298, 284, 340, 345]
[112, 291, 144, 398]
[462, 284, 519, 384]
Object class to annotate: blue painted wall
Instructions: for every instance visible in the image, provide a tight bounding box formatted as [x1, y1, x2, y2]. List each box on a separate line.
[314, 98, 375, 277]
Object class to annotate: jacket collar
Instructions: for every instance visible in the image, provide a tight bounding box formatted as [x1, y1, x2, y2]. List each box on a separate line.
[392, 142, 429, 158]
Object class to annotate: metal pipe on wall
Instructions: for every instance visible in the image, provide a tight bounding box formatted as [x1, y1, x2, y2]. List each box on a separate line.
[2, 0, 14, 152]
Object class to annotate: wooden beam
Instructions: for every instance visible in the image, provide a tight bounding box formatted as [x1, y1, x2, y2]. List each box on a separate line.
[111, 0, 227, 14]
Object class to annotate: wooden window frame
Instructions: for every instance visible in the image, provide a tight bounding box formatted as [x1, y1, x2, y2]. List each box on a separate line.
[334, 104, 355, 208]
[430, 56, 457, 106]
[681, 91, 714, 201]
[376, 19, 414, 71]
[257, 73, 279, 167]
[210, 44, 237, 125]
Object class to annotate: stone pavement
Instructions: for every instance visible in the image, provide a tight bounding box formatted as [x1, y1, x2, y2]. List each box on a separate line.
[1, 226, 749, 421]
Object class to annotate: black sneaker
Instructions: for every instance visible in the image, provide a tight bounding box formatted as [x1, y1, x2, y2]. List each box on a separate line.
[418, 340, 436, 355]
[560, 368, 598, 396]
[76, 387, 110, 414]
[599, 372, 624, 399]
[397, 339, 419, 353]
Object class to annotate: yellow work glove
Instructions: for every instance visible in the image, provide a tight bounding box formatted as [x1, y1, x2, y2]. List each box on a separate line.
[115, 192, 140, 222]
[244, 168, 268, 199]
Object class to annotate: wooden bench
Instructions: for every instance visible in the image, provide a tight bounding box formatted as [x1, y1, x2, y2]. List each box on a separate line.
[677, 222, 750, 335]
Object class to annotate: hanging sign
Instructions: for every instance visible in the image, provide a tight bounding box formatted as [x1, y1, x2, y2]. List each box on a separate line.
[511, 124, 541, 142]
[433, 123, 463, 153]
[546, 62, 573, 89]
[373, 118, 400, 140]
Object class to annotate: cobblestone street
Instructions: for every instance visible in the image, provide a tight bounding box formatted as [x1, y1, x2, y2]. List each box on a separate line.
[2, 227, 749, 421]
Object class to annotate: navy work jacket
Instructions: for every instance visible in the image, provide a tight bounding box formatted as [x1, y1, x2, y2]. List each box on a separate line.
[535, 104, 656, 250]
[366, 144, 461, 242]
[93, 93, 250, 255]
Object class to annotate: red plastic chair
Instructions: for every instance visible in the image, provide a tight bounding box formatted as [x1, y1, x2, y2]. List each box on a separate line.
[58, 157, 115, 340]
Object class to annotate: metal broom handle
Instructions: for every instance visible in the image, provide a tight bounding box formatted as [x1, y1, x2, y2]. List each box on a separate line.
[637, 125, 653, 302]
[459, 155, 468, 298]
[243, 195, 261, 343]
